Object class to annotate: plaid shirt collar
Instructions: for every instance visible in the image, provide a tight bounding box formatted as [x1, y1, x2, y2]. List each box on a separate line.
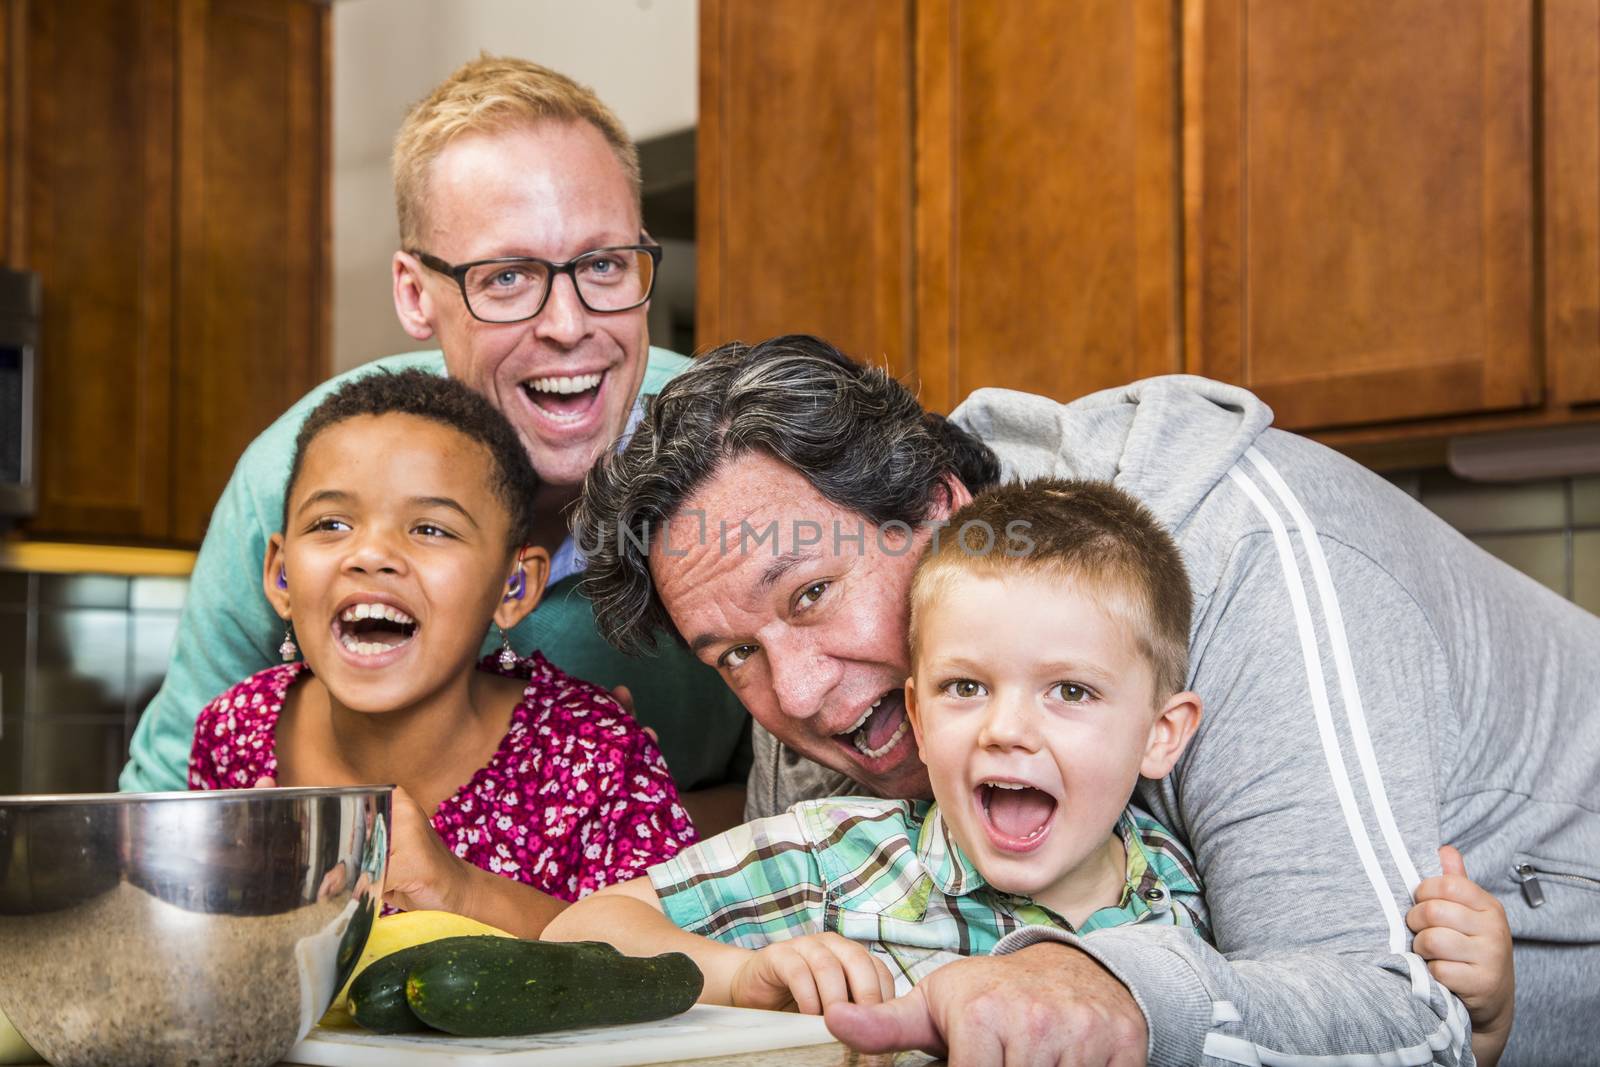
[913, 802, 1198, 928]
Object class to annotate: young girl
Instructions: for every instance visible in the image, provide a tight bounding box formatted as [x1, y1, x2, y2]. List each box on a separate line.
[188, 369, 695, 937]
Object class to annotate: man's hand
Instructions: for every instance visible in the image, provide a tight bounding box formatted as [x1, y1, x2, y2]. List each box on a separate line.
[731, 933, 896, 1014]
[1408, 846, 1514, 1067]
[380, 786, 473, 915]
[825, 941, 1147, 1066]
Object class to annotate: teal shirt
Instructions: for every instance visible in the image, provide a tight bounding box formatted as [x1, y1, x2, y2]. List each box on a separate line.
[120, 348, 751, 795]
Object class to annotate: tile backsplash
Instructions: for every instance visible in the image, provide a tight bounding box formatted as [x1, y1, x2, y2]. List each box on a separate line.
[1389, 470, 1600, 613]
[0, 573, 186, 794]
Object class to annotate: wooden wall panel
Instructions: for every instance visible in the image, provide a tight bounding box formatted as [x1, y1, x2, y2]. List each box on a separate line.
[917, 0, 1180, 414]
[172, 0, 326, 542]
[698, 0, 913, 381]
[24, 0, 174, 539]
[1185, 0, 1539, 431]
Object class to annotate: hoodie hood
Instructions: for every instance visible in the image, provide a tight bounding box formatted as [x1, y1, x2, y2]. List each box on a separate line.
[948, 375, 1274, 533]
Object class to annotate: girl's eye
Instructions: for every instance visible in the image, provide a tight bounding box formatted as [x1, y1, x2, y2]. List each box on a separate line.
[796, 581, 829, 609]
[414, 523, 453, 539]
[1053, 682, 1092, 703]
[310, 518, 349, 533]
[718, 643, 759, 670]
[944, 679, 987, 699]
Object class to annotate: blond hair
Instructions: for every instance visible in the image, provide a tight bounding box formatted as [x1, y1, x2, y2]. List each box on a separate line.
[392, 54, 641, 248]
[909, 478, 1193, 704]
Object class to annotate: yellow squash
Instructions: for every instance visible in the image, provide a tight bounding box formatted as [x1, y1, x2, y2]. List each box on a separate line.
[0, 1005, 39, 1065]
[320, 910, 513, 1027]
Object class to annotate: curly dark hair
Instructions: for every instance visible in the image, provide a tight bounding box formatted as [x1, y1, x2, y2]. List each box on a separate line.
[572, 334, 1001, 654]
[283, 368, 541, 546]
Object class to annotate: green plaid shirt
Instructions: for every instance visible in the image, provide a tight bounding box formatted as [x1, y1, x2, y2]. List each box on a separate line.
[650, 796, 1209, 992]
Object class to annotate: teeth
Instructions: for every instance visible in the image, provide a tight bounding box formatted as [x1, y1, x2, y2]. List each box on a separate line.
[528, 372, 602, 395]
[987, 782, 1028, 790]
[840, 707, 875, 736]
[339, 633, 404, 657]
[339, 603, 415, 625]
[851, 719, 909, 760]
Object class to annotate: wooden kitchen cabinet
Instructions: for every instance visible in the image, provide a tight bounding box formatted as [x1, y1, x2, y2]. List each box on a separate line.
[700, 0, 1600, 447]
[913, 0, 1180, 415]
[1185, 0, 1538, 429]
[3, 0, 328, 545]
[697, 0, 914, 382]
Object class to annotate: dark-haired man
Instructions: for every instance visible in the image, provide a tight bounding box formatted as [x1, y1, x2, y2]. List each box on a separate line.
[575, 334, 1600, 1066]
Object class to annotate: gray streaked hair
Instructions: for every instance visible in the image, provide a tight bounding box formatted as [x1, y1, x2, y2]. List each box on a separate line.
[573, 334, 1002, 654]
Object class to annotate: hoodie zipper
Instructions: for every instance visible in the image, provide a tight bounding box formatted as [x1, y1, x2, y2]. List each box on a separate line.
[1514, 862, 1600, 908]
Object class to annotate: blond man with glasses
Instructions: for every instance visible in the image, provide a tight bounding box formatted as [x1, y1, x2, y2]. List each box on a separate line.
[121, 57, 753, 836]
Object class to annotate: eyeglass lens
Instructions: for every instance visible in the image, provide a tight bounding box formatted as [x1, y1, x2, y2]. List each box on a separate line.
[462, 248, 655, 322]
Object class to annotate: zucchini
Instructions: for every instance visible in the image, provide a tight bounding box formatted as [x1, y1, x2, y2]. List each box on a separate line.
[402, 936, 704, 1037]
[348, 940, 455, 1033]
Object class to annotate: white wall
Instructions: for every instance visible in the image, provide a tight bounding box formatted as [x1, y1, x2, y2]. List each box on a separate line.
[332, 0, 698, 372]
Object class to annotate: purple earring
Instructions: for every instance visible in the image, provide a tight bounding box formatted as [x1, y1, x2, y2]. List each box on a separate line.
[276, 568, 288, 590]
[503, 569, 526, 602]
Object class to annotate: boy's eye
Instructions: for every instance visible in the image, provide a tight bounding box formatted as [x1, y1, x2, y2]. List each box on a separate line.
[944, 679, 987, 699]
[1053, 682, 1091, 703]
[796, 581, 829, 609]
[718, 643, 759, 670]
[309, 517, 350, 533]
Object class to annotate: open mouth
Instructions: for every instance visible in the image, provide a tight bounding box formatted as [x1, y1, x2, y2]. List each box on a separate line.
[835, 689, 911, 761]
[521, 371, 606, 423]
[976, 780, 1058, 852]
[331, 601, 419, 659]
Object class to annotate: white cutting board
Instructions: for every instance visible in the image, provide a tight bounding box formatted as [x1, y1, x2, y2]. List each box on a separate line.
[286, 1005, 835, 1066]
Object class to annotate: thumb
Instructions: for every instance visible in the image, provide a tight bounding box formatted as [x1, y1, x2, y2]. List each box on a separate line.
[1439, 844, 1466, 877]
[825, 987, 945, 1056]
[610, 684, 636, 715]
[252, 776, 277, 789]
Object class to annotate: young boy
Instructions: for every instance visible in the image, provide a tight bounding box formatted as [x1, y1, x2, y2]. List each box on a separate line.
[545, 478, 1513, 1064]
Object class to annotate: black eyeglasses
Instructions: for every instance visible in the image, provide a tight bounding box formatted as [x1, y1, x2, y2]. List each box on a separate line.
[410, 244, 663, 324]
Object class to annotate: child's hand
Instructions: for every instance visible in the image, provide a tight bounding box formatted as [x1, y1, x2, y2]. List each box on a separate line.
[730, 933, 895, 1014]
[1408, 845, 1514, 1067]
[382, 786, 472, 915]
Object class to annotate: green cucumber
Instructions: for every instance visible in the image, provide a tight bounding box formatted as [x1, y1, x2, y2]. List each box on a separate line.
[402, 936, 704, 1037]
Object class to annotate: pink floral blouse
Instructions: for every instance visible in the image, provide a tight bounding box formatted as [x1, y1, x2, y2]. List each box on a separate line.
[188, 653, 697, 901]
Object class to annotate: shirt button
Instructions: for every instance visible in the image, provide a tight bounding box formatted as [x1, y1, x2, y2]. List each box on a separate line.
[1143, 887, 1166, 902]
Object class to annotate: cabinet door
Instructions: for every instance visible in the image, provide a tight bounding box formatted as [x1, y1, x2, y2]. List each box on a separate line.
[1185, 0, 1539, 430]
[22, 0, 176, 540]
[698, 0, 913, 380]
[1546, 0, 1600, 408]
[171, 0, 327, 543]
[916, 0, 1180, 413]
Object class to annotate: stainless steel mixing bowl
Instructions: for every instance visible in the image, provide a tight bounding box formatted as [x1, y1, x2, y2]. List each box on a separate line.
[0, 786, 390, 1067]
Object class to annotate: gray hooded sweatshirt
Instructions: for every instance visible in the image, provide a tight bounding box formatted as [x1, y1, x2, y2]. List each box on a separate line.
[939, 376, 1600, 1066]
[747, 374, 1599, 1063]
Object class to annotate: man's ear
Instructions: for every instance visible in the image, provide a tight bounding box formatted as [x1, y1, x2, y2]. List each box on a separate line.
[392, 251, 438, 342]
[1140, 691, 1202, 779]
[931, 472, 973, 522]
[262, 533, 292, 621]
[492, 546, 551, 630]
[904, 675, 924, 749]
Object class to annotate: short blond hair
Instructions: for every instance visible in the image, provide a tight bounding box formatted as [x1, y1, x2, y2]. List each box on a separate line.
[909, 478, 1193, 704]
[392, 54, 641, 248]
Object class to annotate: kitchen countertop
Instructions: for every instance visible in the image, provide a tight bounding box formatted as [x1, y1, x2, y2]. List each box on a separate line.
[278, 1044, 937, 1066]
